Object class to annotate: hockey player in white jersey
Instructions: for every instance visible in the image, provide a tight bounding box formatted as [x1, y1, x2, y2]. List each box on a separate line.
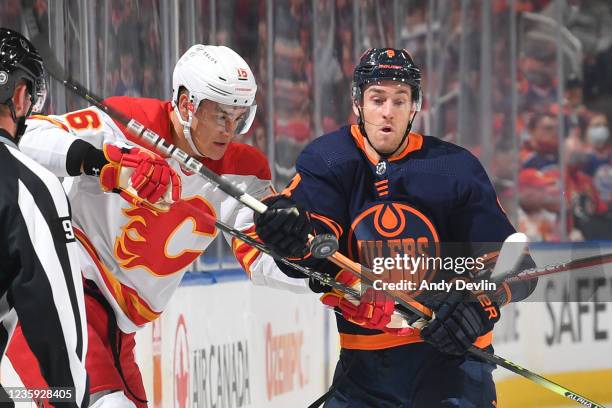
[7, 45, 308, 407]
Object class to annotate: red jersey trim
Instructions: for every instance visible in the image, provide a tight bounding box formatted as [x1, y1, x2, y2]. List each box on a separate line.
[75, 227, 161, 326]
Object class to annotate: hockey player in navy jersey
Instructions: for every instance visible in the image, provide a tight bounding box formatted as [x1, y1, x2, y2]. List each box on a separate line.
[254, 48, 537, 407]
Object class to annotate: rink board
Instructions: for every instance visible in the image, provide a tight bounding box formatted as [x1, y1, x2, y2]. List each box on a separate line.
[494, 242, 612, 407]
[2, 242, 612, 407]
[134, 278, 336, 408]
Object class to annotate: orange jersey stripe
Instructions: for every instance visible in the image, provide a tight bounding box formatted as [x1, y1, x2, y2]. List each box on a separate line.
[374, 180, 388, 186]
[282, 174, 302, 197]
[340, 332, 422, 350]
[350, 125, 424, 165]
[340, 329, 493, 350]
[75, 228, 161, 326]
[310, 212, 343, 238]
[232, 225, 262, 277]
[29, 115, 70, 132]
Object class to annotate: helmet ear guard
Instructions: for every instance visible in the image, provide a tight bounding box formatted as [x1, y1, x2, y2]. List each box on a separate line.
[0, 27, 48, 114]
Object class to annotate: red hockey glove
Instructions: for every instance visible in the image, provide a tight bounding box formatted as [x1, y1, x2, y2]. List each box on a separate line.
[320, 270, 417, 336]
[420, 289, 500, 355]
[100, 143, 182, 210]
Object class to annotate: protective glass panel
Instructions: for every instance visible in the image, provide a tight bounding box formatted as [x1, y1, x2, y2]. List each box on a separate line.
[272, 0, 313, 190]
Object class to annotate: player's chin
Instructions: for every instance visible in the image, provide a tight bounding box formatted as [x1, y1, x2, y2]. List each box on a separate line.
[208, 142, 230, 159]
[373, 134, 401, 152]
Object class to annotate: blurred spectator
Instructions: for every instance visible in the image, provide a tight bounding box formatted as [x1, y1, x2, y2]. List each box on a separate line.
[542, 0, 612, 113]
[114, 51, 141, 97]
[566, 147, 609, 240]
[583, 113, 611, 176]
[519, 112, 610, 240]
[583, 114, 612, 222]
[518, 37, 558, 114]
[552, 74, 594, 148]
[0, 0, 21, 30]
[518, 168, 561, 241]
[519, 113, 561, 240]
[522, 112, 559, 169]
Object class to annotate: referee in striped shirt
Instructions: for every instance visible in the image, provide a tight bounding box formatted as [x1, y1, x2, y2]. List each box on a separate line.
[0, 28, 89, 407]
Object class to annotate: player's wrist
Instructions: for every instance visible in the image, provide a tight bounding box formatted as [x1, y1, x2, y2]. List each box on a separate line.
[82, 145, 108, 176]
[66, 139, 107, 176]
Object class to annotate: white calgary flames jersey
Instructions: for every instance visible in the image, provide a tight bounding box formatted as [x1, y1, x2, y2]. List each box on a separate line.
[20, 96, 308, 333]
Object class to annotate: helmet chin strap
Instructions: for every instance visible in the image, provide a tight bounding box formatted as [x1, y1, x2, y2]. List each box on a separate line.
[172, 100, 209, 158]
[358, 105, 418, 160]
[5, 99, 33, 143]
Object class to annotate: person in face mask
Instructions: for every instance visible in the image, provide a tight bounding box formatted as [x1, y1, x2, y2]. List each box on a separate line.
[584, 113, 611, 176]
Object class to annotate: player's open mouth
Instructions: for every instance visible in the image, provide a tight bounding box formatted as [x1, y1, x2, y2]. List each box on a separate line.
[213, 142, 228, 147]
[381, 126, 393, 133]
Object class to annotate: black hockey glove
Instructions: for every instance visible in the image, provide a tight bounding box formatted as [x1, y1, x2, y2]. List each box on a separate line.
[420, 289, 500, 355]
[254, 195, 313, 258]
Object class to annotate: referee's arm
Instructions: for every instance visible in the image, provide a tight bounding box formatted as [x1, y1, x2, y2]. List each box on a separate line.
[6, 157, 89, 407]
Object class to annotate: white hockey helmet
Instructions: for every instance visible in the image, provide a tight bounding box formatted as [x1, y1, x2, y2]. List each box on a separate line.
[172, 44, 257, 156]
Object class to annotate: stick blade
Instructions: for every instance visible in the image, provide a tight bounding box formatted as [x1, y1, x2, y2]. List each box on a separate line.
[491, 232, 529, 279]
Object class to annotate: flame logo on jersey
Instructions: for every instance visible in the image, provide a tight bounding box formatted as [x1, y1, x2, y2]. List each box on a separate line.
[114, 196, 216, 276]
[349, 202, 440, 294]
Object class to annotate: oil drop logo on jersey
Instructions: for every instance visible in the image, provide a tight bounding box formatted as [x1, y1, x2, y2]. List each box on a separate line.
[350, 202, 440, 293]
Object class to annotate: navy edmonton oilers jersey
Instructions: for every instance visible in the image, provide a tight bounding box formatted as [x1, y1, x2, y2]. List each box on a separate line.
[282, 125, 523, 349]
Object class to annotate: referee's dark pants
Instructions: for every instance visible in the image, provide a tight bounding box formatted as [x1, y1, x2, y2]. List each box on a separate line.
[323, 342, 497, 408]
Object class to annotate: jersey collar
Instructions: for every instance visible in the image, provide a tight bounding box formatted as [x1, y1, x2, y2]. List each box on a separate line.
[0, 128, 18, 149]
[350, 124, 423, 165]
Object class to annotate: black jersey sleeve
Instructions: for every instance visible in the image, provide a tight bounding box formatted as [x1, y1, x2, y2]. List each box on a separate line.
[448, 153, 537, 302]
[275, 147, 348, 289]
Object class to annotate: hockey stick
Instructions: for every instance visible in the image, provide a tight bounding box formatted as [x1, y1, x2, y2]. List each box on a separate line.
[490, 232, 528, 279]
[502, 251, 612, 284]
[22, 14, 606, 407]
[276, 220, 606, 407]
[182, 199, 426, 323]
[22, 8, 432, 320]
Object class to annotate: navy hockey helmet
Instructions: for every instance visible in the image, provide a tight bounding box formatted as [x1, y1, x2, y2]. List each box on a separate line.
[0, 27, 47, 114]
[352, 48, 422, 111]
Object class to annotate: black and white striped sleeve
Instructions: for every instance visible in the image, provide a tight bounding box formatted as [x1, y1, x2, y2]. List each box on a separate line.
[2, 145, 89, 407]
